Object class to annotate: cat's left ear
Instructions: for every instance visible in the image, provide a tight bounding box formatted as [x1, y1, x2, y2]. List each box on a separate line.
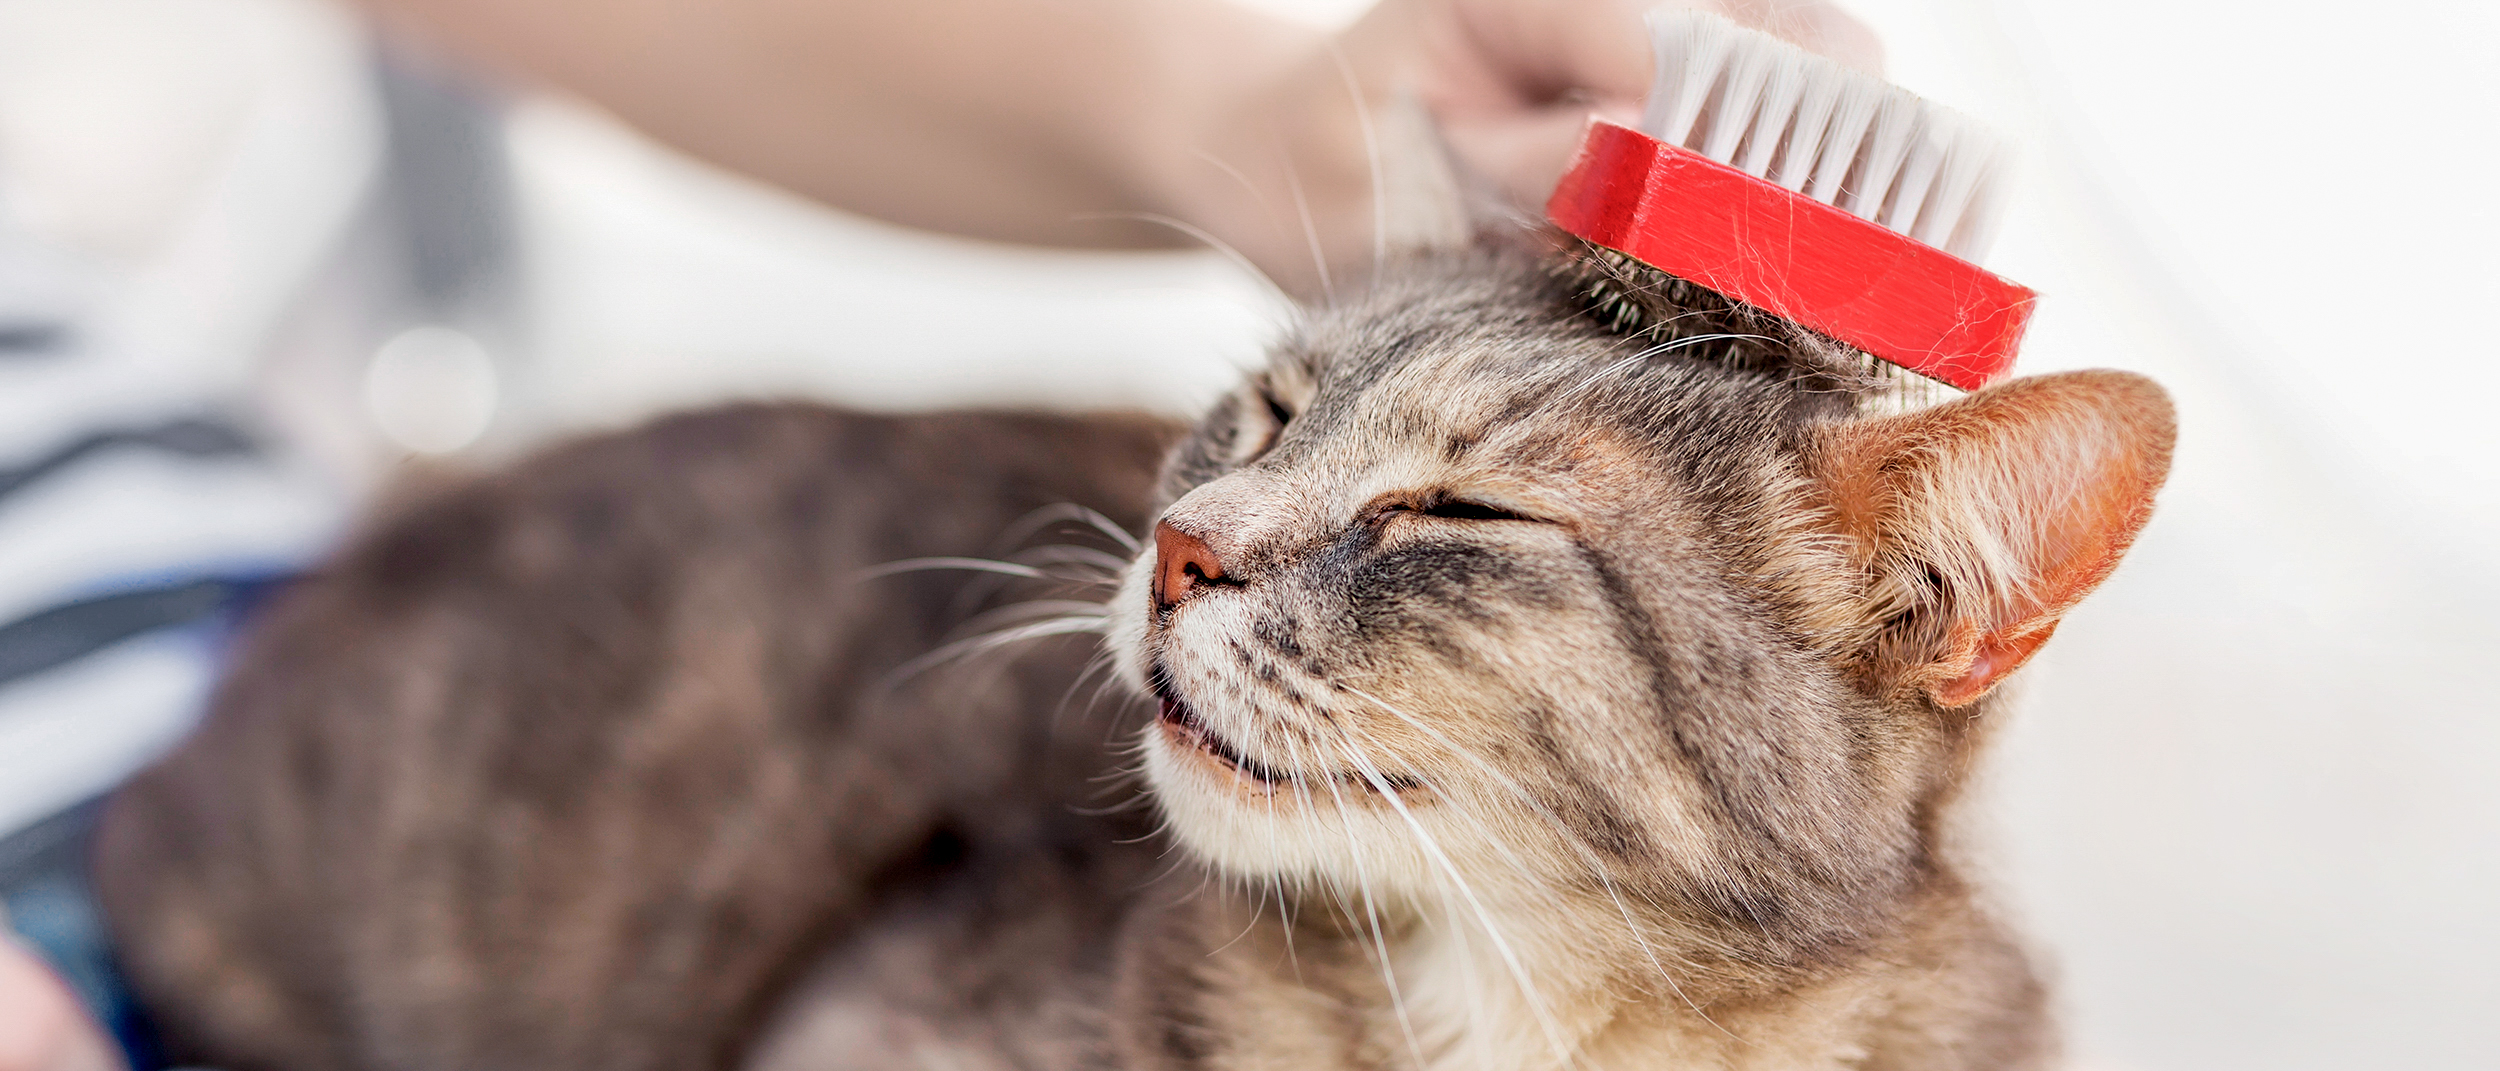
[1808, 370, 2177, 707]
[1371, 94, 1536, 254]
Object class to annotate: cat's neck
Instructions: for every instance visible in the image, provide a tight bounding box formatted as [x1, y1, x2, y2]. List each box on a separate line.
[1237, 881, 1964, 1071]
[1375, 898, 1880, 1071]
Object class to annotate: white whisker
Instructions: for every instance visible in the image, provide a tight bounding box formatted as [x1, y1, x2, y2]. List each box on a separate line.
[993, 502, 1144, 555]
[1278, 148, 1336, 302]
[1336, 684, 1731, 1037]
[1069, 211, 1293, 311]
[1323, 727, 1581, 1070]
[855, 557, 1048, 582]
[1312, 737, 1429, 1070]
[877, 615, 1107, 691]
[956, 600, 1110, 633]
[1011, 544, 1133, 579]
[1566, 332, 1782, 401]
[1324, 41, 1390, 286]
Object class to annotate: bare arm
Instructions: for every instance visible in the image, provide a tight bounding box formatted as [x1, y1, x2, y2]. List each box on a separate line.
[351, 0, 1877, 295]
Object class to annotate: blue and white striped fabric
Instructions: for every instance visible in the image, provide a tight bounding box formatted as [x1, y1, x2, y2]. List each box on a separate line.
[0, 215, 347, 1071]
[0, 224, 341, 839]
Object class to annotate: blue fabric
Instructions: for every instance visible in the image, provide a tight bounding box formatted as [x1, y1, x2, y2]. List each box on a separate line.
[0, 802, 168, 1071]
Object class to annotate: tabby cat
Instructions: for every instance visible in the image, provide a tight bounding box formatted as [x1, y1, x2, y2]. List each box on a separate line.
[95, 219, 2173, 1070]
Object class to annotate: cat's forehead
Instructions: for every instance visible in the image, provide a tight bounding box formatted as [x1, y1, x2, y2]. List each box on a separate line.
[1275, 290, 1735, 467]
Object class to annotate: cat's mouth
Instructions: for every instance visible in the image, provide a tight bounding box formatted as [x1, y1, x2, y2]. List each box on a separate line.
[1155, 690, 1297, 786]
[1150, 679, 1418, 796]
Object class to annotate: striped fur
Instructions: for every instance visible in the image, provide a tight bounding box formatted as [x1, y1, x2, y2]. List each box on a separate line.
[1102, 241, 2172, 1070]
[95, 238, 2170, 1071]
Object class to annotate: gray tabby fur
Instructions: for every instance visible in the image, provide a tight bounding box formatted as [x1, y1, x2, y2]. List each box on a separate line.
[96, 214, 2173, 1070]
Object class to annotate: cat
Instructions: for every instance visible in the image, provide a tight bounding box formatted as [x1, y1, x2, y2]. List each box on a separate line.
[94, 226, 2174, 1071]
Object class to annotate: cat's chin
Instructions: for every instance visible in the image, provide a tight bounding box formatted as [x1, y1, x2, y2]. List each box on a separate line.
[1141, 684, 1454, 891]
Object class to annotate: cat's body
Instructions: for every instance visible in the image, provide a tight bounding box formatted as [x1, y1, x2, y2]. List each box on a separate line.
[94, 407, 1181, 1070]
[96, 240, 2172, 1071]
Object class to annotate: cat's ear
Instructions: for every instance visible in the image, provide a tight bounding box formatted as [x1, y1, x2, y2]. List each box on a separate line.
[1807, 370, 2176, 707]
[1371, 94, 1529, 254]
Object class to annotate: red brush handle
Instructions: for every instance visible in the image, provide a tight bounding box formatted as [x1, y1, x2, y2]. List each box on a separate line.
[1546, 119, 2034, 390]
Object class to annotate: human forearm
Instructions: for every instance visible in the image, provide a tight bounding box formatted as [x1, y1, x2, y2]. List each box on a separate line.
[353, 0, 1329, 259]
[349, 0, 1879, 296]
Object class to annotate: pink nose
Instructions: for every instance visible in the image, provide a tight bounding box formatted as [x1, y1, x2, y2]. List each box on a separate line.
[1152, 521, 1226, 612]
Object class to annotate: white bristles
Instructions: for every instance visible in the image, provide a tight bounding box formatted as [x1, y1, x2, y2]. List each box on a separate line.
[1732, 55, 1805, 178]
[1772, 69, 1841, 191]
[1635, 9, 2014, 262]
[1641, 12, 1736, 148]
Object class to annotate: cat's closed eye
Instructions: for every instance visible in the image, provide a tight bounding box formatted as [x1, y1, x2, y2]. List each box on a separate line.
[1380, 495, 1543, 524]
[1258, 386, 1294, 433]
[1220, 384, 1297, 466]
[1417, 498, 1533, 522]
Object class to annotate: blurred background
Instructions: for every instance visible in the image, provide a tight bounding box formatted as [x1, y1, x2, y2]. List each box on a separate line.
[0, 0, 2491, 1067]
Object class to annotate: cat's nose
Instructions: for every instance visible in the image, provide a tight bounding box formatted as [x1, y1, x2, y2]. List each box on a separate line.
[1152, 520, 1228, 613]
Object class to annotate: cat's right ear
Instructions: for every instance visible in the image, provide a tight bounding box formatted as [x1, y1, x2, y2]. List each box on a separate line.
[1806, 370, 2177, 708]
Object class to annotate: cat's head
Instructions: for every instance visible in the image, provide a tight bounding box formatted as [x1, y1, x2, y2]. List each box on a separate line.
[1105, 238, 2173, 970]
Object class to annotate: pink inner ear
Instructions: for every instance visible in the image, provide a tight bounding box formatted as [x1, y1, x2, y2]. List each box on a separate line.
[1931, 621, 2060, 709]
[1816, 370, 2177, 708]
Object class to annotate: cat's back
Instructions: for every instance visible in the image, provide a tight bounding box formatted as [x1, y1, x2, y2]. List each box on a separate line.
[95, 402, 1179, 1071]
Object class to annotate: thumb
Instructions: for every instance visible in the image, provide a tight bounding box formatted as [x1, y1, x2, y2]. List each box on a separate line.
[1442, 102, 1638, 207]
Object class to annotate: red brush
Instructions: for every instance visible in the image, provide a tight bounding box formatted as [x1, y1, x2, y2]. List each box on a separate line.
[1547, 11, 2034, 391]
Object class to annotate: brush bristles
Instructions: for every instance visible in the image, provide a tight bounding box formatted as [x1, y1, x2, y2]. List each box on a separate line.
[1637, 10, 2012, 262]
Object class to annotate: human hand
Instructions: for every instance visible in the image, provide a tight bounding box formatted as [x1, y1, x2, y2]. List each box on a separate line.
[0, 939, 123, 1071]
[1346, 0, 1881, 208]
[1169, 0, 1880, 294]
[349, 0, 1875, 297]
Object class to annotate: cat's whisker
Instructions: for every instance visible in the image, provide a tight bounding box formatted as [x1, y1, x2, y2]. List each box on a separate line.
[1321, 40, 1389, 289]
[992, 502, 1145, 556]
[1090, 674, 1150, 751]
[1565, 332, 1783, 403]
[1442, 872, 1497, 1071]
[875, 615, 1108, 692]
[1010, 543, 1133, 579]
[1275, 728, 1318, 971]
[1323, 730, 1525, 1071]
[1323, 727, 1582, 1071]
[1077, 668, 1147, 738]
[1064, 794, 1155, 818]
[1216, 879, 1273, 959]
[1335, 688, 1675, 906]
[1311, 732, 1430, 1071]
[1052, 646, 1137, 739]
[854, 556, 1049, 582]
[1189, 148, 1281, 234]
[1183, 147, 1330, 318]
[1334, 684, 1731, 1036]
[1321, 703, 1545, 890]
[1067, 211, 1294, 312]
[955, 599, 1111, 635]
[1277, 149, 1336, 304]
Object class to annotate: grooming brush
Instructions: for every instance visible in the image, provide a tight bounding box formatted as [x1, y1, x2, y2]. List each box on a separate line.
[1547, 10, 2031, 390]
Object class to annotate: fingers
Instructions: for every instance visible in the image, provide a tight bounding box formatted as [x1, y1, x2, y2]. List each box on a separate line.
[1438, 0, 1657, 111]
[0, 941, 124, 1071]
[1211, 0, 1891, 291]
[1417, 0, 1883, 118]
[1441, 106, 1624, 208]
[1725, 0, 1885, 72]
